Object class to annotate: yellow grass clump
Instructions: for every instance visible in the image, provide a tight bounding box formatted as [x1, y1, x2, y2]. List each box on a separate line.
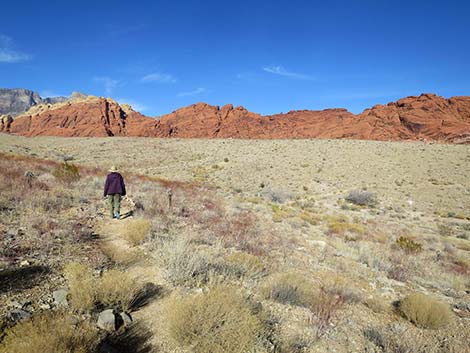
[163, 286, 265, 353]
[63, 262, 96, 312]
[398, 292, 452, 329]
[0, 312, 98, 353]
[261, 272, 314, 307]
[121, 218, 151, 246]
[97, 269, 139, 310]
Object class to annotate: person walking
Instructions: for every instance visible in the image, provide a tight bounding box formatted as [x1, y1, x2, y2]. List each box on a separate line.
[104, 166, 126, 220]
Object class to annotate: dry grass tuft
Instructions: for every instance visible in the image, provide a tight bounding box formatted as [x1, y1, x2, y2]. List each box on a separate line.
[121, 219, 151, 246]
[261, 272, 313, 307]
[96, 269, 139, 311]
[159, 239, 214, 287]
[63, 262, 96, 312]
[326, 215, 365, 236]
[224, 251, 266, 279]
[52, 162, 81, 184]
[0, 312, 98, 353]
[163, 286, 265, 353]
[398, 292, 452, 329]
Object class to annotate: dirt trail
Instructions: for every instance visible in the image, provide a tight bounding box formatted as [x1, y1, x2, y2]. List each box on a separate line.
[94, 200, 165, 351]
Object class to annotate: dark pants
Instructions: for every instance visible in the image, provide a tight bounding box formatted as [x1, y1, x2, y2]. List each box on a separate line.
[108, 194, 122, 219]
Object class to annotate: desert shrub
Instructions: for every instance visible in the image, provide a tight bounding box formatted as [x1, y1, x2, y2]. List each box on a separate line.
[261, 273, 313, 307]
[326, 215, 365, 236]
[437, 223, 453, 237]
[223, 252, 266, 279]
[0, 312, 98, 353]
[159, 239, 213, 287]
[52, 162, 80, 183]
[96, 269, 139, 311]
[398, 293, 452, 329]
[308, 288, 344, 338]
[164, 286, 265, 353]
[264, 187, 293, 203]
[345, 190, 377, 207]
[396, 236, 422, 253]
[121, 219, 151, 246]
[64, 262, 96, 312]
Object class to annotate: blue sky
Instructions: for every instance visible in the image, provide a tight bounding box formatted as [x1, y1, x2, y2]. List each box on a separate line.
[1, 0, 469, 116]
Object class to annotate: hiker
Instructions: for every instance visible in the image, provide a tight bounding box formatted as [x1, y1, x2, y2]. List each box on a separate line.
[104, 166, 126, 220]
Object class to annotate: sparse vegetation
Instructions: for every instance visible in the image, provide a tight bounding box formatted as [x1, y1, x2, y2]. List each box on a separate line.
[261, 272, 313, 307]
[52, 162, 81, 184]
[345, 190, 377, 207]
[0, 312, 98, 353]
[121, 218, 151, 246]
[163, 286, 265, 353]
[398, 293, 452, 329]
[63, 262, 96, 312]
[97, 269, 139, 311]
[396, 236, 422, 253]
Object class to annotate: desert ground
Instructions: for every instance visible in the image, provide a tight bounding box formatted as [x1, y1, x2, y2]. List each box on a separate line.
[0, 133, 469, 353]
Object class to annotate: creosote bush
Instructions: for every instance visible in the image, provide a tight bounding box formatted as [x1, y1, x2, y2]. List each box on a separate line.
[0, 312, 98, 353]
[121, 218, 151, 246]
[396, 236, 422, 253]
[398, 292, 452, 329]
[163, 286, 265, 353]
[52, 162, 81, 184]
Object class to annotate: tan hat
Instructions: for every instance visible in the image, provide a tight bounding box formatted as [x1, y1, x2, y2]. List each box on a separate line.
[108, 166, 118, 172]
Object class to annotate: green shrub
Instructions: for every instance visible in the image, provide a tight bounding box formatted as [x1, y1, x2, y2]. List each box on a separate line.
[0, 312, 98, 353]
[398, 292, 452, 329]
[164, 286, 265, 353]
[52, 162, 80, 183]
[396, 236, 422, 253]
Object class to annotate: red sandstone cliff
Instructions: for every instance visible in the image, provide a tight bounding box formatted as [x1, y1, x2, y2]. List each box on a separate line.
[2, 93, 469, 143]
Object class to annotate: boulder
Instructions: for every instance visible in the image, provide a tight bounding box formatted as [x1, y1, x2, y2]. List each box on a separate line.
[52, 289, 68, 307]
[97, 309, 116, 331]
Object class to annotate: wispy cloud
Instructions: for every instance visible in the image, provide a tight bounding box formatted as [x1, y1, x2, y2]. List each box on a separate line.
[115, 97, 148, 112]
[93, 76, 119, 96]
[141, 72, 177, 83]
[177, 87, 206, 97]
[0, 34, 31, 63]
[262, 65, 315, 80]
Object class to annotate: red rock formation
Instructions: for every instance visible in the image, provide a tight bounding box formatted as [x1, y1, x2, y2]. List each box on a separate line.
[2, 93, 469, 143]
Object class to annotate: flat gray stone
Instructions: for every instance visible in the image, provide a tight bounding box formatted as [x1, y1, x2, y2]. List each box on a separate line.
[52, 289, 68, 307]
[97, 309, 116, 331]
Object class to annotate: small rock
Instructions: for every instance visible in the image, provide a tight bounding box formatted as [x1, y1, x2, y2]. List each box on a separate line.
[52, 289, 69, 307]
[97, 309, 116, 331]
[39, 303, 51, 310]
[20, 260, 30, 267]
[120, 312, 132, 326]
[8, 309, 31, 322]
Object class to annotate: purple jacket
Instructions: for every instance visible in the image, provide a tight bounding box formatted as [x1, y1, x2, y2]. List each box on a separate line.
[104, 172, 126, 196]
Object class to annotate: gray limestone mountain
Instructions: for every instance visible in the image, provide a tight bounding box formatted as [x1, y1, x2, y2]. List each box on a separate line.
[0, 88, 70, 116]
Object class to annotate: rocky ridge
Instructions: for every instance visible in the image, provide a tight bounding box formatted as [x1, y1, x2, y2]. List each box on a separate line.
[1, 93, 469, 143]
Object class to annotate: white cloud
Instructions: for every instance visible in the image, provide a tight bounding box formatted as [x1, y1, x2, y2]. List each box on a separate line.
[177, 87, 206, 97]
[262, 65, 315, 80]
[141, 72, 176, 83]
[115, 97, 148, 112]
[0, 34, 31, 63]
[93, 76, 119, 96]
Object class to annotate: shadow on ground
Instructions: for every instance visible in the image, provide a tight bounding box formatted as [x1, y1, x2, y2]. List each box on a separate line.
[98, 322, 154, 353]
[0, 265, 50, 294]
[130, 282, 164, 311]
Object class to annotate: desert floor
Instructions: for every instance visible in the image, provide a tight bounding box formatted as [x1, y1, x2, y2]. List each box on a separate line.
[1, 134, 469, 353]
